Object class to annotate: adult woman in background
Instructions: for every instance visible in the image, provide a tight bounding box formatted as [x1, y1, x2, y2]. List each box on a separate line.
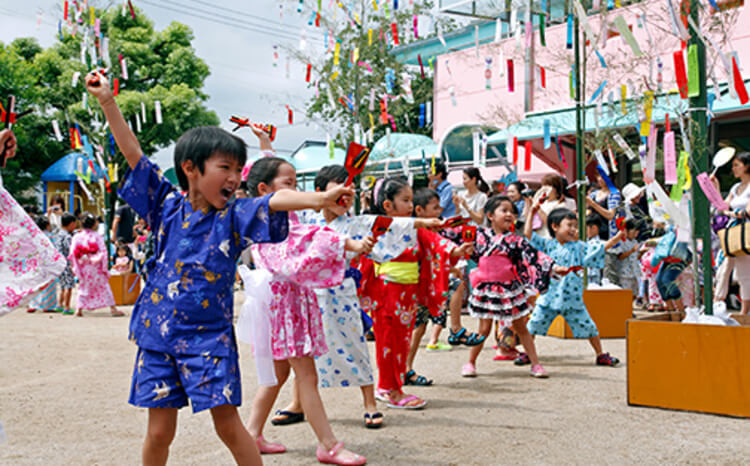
[453, 167, 490, 225]
[712, 151, 750, 315]
[532, 174, 576, 239]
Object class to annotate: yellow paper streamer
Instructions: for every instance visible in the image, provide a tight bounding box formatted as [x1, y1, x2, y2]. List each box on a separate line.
[90, 7, 95, 25]
[372, 0, 378, 10]
[640, 91, 654, 137]
[369, 112, 374, 128]
[368, 29, 373, 46]
[431, 153, 436, 175]
[331, 71, 339, 80]
[620, 84, 627, 115]
[334, 42, 340, 66]
[353, 47, 359, 64]
[615, 0, 621, 6]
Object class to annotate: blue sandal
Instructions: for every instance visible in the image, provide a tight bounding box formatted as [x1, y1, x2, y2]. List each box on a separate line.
[448, 327, 486, 347]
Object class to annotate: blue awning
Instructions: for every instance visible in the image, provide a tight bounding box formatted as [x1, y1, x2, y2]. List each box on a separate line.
[40, 152, 107, 182]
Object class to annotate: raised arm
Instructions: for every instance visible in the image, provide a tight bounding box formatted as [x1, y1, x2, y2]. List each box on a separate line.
[250, 124, 274, 152]
[268, 186, 354, 213]
[524, 202, 537, 240]
[85, 71, 142, 169]
[585, 196, 615, 220]
[605, 230, 626, 251]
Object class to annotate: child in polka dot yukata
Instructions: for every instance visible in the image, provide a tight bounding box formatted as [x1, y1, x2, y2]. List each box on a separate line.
[524, 205, 624, 367]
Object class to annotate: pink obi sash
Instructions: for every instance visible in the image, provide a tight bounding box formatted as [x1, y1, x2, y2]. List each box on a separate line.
[469, 256, 518, 288]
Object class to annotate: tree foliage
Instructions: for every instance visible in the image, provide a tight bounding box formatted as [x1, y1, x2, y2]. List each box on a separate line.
[1, 4, 218, 203]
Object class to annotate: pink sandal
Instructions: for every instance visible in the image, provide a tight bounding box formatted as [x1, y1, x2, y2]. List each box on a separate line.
[316, 441, 366, 465]
[386, 394, 426, 410]
[256, 435, 286, 454]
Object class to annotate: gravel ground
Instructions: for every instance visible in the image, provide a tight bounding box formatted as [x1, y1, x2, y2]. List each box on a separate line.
[1, 295, 748, 465]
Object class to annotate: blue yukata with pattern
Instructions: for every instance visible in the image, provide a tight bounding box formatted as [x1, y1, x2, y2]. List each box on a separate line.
[300, 210, 418, 388]
[527, 234, 605, 339]
[119, 156, 288, 412]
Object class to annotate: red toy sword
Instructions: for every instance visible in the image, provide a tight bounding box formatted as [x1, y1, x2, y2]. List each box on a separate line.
[1, 95, 32, 168]
[371, 216, 393, 238]
[229, 116, 277, 141]
[337, 141, 370, 206]
[442, 216, 469, 229]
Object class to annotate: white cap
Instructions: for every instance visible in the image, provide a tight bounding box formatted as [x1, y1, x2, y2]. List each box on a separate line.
[622, 183, 645, 203]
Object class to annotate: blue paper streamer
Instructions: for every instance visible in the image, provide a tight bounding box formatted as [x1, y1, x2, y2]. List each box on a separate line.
[556, 132, 563, 161]
[58, 20, 63, 41]
[394, 0, 398, 9]
[707, 92, 715, 126]
[543, 119, 551, 149]
[308, 11, 316, 25]
[419, 103, 425, 128]
[566, 14, 573, 49]
[108, 132, 116, 155]
[595, 50, 607, 68]
[607, 0, 614, 9]
[707, 0, 720, 9]
[588, 80, 608, 104]
[596, 165, 620, 194]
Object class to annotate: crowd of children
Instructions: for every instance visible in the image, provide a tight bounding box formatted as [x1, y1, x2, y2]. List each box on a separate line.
[5, 66, 742, 466]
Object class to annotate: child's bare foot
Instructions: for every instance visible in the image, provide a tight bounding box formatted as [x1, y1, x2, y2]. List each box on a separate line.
[316, 442, 366, 465]
[110, 307, 125, 317]
[386, 392, 426, 409]
[75, 310, 83, 317]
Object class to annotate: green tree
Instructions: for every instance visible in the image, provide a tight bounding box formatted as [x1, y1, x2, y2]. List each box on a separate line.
[290, 1, 452, 151]
[1, 3, 218, 203]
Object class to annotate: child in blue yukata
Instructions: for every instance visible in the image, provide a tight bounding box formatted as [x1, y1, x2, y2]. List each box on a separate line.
[524, 205, 623, 367]
[585, 214, 604, 286]
[616, 219, 643, 299]
[86, 70, 352, 466]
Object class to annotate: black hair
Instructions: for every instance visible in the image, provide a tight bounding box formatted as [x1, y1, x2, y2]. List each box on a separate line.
[541, 174, 565, 199]
[174, 126, 247, 191]
[413, 188, 439, 209]
[485, 195, 518, 218]
[585, 214, 602, 231]
[370, 177, 410, 215]
[547, 208, 577, 237]
[81, 213, 97, 230]
[51, 195, 65, 209]
[116, 244, 133, 258]
[463, 167, 490, 194]
[314, 165, 348, 192]
[508, 181, 525, 193]
[625, 218, 638, 231]
[35, 216, 50, 231]
[433, 161, 447, 179]
[245, 157, 293, 197]
[61, 213, 77, 227]
[735, 152, 750, 174]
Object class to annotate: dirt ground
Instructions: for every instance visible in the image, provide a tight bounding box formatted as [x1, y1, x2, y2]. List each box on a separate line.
[1, 295, 748, 465]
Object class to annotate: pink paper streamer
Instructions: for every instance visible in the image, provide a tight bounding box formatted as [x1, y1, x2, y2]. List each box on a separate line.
[358, 61, 372, 73]
[413, 15, 418, 39]
[664, 131, 677, 185]
[646, 126, 657, 182]
[525, 19, 532, 49]
[696, 173, 730, 211]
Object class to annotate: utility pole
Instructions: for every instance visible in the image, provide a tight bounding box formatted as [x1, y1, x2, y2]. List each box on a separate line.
[688, 0, 713, 313]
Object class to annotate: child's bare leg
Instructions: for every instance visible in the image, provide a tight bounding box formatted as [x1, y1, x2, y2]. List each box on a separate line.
[588, 335, 604, 355]
[512, 318, 540, 365]
[211, 405, 262, 466]
[406, 323, 427, 374]
[62, 288, 72, 309]
[449, 282, 466, 332]
[288, 356, 362, 461]
[427, 322, 444, 346]
[246, 359, 290, 439]
[143, 407, 177, 466]
[277, 376, 303, 418]
[467, 319, 493, 365]
[361, 384, 377, 413]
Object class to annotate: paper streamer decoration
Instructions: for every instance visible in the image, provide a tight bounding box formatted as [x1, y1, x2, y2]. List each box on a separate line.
[495, 18, 502, 43]
[566, 14, 573, 49]
[419, 103, 425, 128]
[485, 58, 493, 90]
[620, 84, 627, 115]
[588, 81, 607, 104]
[666, 0, 689, 41]
[154, 101, 163, 124]
[607, 144, 618, 173]
[596, 165, 619, 194]
[141, 102, 147, 125]
[539, 14, 546, 46]
[286, 105, 293, 124]
[543, 119, 551, 149]
[119, 54, 128, 80]
[673, 49, 688, 99]
[613, 16, 642, 57]
[113, 77, 119, 96]
[650, 178, 689, 228]
[72, 71, 80, 87]
[569, 65, 576, 100]
[556, 133, 569, 169]
[670, 150, 691, 201]
[306, 63, 312, 82]
[513, 137, 519, 165]
[612, 133, 636, 160]
[594, 149, 609, 175]
[573, 0, 594, 40]
[334, 41, 340, 65]
[507, 59, 514, 92]
[595, 50, 607, 68]
[51, 120, 63, 142]
[646, 127, 658, 182]
[539, 65, 547, 89]
[732, 56, 749, 105]
[664, 130, 677, 184]
[640, 91, 654, 137]
[449, 87, 457, 106]
[696, 173, 730, 211]
[687, 44, 700, 98]
[391, 23, 399, 46]
[524, 141, 532, 171]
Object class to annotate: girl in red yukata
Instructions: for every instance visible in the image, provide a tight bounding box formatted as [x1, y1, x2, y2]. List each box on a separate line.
[358, 178, 472, 410]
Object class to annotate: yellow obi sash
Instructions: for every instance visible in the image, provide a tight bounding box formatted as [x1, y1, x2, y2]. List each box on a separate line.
[374, 261, 419, 284]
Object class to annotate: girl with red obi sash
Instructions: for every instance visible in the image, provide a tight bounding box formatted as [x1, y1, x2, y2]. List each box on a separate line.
[358, 178, 472, 409]
[463, 195, 555, 378]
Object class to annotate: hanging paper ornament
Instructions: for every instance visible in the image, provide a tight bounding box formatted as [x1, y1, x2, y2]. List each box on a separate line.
[569, 65, 576, 100]
[135, 114, 141, 133]
[664, 130, 677, 185]
[426, 101, 432, 125]
[595, 50, 607, 68]
[543, 119, 551, 149]
[673, 49, 688, 98]
[524, 141, 532, 171]
[594, 149, 609, 174]
[52, 120, 64, 142]
[539, 65, 546, 89]
[494, 18, 502, 43]
[127, 0, 136, 20]
[449, 87, 457, 107]
[507, 59, 514, 92]
[391, 23, 399, 46]
[418, 54, 425, 78]
[645, 127, 658, 182]
[539, 14, 546, 46]
[72, 71, 81, 87]
[556, 133, 569, 169]
[419, 103, 425, 128]
[154, 100, 163, 124]
[306, 63, 312, 82]
[732, 56, 749, 105]
[485, 58, 493, 90]
[513, 137, 519, 166]
[687, 44, 700, 98]
[113, 77, 119, 96]
[334, 41, 341, 66]
[566, 14, 573, 49]
[607, 144, 618, 173]
[286, 105, 293, 124]
[119, 54, 128, 80]
[64, 1, 69, 20]
[612, 133, 637, 160]
[613, 16, 643, 56]
[413, 15, 418, 39]
[588, 81, 607, 104]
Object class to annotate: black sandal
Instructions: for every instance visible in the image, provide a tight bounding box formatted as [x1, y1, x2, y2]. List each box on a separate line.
[270, 410, 304, 426]
[404, 369, 433, 386]
[364, 412, 384, 429]
[448, 327, 486, 347]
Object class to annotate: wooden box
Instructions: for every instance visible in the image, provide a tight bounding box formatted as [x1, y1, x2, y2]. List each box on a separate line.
[109, 273, 140, 306]
[546, 289, 633, 339]
[627, 319, 750, 418]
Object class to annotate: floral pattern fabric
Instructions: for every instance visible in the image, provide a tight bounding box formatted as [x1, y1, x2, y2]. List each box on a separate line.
[0, 179, 66, 316]
[69, 228, 116, 310]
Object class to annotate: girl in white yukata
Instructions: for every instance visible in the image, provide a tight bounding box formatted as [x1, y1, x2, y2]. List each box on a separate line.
[240, 157, 372, 465]
[0, 129, 66, 316]
[273, 165, 442, 429]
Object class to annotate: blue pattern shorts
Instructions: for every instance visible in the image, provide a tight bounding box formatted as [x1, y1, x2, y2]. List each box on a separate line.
[527, 304, 599, 339]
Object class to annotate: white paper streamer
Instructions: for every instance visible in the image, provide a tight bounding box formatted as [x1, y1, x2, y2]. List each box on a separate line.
[236, 266, 278, 386]
[141, 102, 147, 124]
[121, 57, 128, 80]
[52, 120, 63, 142]
[135, 114, 141, 133]
[72, 71, 81, 87]
[154, 101, 163, 124]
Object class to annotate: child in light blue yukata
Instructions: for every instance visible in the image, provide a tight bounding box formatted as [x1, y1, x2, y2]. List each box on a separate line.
[524, 206, 623, 367]
[585, 214, 605, 286]
[86, 70, 352, 465]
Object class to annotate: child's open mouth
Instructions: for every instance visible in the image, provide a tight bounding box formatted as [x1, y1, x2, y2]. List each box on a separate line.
[220, 188, 233, 200]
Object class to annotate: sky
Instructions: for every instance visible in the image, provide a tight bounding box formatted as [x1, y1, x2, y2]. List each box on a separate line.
[0, 0, 329, 169]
